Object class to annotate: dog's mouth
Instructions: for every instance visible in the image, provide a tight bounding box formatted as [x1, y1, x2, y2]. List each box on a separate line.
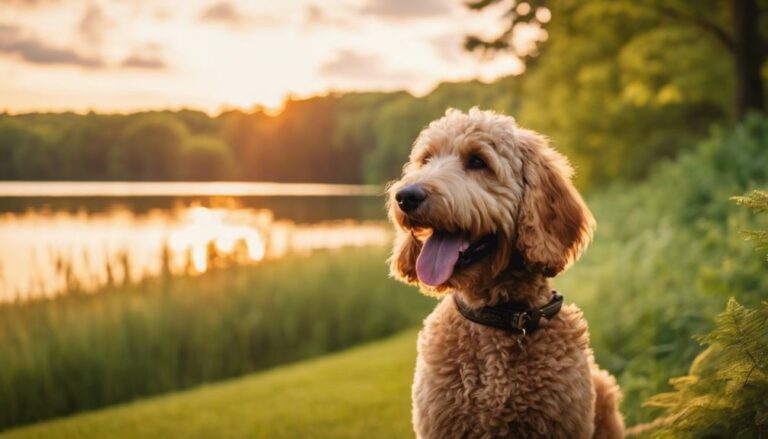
[414, 229, 496, 287]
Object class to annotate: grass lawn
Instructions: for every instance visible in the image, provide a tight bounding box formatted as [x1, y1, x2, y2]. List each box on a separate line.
[0, 330, 419, 439]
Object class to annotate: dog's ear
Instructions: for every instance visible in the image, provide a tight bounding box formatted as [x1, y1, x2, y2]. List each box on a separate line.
[514, 130, 595, 277]
[388, 230, 422, 284]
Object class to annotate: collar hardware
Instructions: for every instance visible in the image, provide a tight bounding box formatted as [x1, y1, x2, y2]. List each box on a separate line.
[453, 291, 563, 336]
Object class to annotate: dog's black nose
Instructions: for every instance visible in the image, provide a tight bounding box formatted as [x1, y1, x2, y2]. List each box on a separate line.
[396, 185, 428, 213]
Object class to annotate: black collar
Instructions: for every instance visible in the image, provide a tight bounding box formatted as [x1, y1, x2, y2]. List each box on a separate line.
[453, 291, 564, 335]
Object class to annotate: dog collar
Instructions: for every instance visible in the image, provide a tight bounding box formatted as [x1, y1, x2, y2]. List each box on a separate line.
[453, 291, 564, 336]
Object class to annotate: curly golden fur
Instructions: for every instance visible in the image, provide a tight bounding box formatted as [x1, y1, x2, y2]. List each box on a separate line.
[387, 108, 625, 438]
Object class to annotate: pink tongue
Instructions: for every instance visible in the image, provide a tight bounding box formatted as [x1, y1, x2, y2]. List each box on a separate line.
[416, 232, 470, 287]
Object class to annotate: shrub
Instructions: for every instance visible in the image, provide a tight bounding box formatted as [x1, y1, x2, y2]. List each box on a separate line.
[636, 190, 768, 438]
[557, 115, 768, 425]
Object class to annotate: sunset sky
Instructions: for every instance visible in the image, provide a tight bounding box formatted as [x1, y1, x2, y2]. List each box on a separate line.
[0, 0, 542, 115]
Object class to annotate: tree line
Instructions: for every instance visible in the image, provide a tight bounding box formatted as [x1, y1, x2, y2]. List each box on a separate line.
[0, 79, 522, 184]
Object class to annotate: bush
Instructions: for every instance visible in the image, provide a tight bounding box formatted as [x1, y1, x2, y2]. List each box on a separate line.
[556, 114, 768, 425]
[637, 191, 768, 438]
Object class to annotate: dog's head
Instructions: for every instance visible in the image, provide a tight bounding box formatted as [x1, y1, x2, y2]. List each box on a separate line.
[387, 108, 594, 296]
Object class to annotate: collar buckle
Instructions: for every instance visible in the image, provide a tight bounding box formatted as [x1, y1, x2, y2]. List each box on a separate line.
[513, 313, 529, 335]
[453, 291, 563, 336]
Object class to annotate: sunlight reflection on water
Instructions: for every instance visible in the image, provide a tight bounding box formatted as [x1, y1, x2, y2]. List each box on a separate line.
[0, 202, 389, 301]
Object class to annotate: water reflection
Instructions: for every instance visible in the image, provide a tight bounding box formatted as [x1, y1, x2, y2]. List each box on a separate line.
[0, 201, 389, 301]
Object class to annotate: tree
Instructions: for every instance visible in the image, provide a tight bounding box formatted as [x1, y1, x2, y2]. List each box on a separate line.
[0, 118, 28, 179]
[466, 0, 767, 118]
[466, 1, 735, 187]
[58, 116, 122, 180]
[111, 115, 188, 180]
[653, 0, 766, 118]
[180, 135, 234, 181]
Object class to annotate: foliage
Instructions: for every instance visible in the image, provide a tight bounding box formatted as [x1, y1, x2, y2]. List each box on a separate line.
[635, 192, 768, 437]
[468, 0, 765, 183]
[515, 0, 733, 187]
[0, 247, 432, 430]
[0, 331, 419, 439]
[641, 299, 768, 438]
[556, 114, 768, 425]
[0, 81, 523, 184]
[733, 190, 768, 261]
[363, 78, 521, 183]
[179, 135, 234, 181]
[111, 115, 189, 180]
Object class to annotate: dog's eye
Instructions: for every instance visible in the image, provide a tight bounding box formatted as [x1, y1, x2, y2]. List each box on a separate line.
[420, 156, 432, 166]
[466, 155, 487, 170]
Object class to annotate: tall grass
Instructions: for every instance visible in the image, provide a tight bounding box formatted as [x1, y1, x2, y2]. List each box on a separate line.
[0, 246, 432, 430]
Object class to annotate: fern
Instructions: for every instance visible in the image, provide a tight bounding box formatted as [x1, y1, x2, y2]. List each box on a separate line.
[643, 299, 768, 438]
[732, 191, 768, 261]
[641, 192, 768, 438]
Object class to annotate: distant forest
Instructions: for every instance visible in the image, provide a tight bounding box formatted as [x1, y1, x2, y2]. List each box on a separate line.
[0, 79, 523, 185]
[1, 0, 743, 188]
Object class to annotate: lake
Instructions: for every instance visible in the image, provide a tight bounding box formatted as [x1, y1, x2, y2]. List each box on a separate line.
[0, 182, 390, 301]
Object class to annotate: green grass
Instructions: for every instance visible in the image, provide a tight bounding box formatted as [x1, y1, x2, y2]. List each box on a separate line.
[0, 247, 432, 430]
[0, 330, 419, 439]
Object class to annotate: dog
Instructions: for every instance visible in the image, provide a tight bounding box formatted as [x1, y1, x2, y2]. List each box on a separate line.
[387, 109, 625, 438]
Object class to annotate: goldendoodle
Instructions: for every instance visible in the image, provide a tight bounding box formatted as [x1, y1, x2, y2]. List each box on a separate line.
[388, 108, 625, 438]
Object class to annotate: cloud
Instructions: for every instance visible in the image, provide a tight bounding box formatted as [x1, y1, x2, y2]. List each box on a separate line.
[1, 0, 60, 7]
[199, 1, 277, 28]
[359, 0, 451, 19]
[0, 24, 104, 68]
[200, 1, 243, 23]
[304, 4, 328, 26]
[318, 50, 415, 82]
[303, 4, 353, 29]
[120, 54, 166, 69]
[79, 3, 112, 45]
[120, 43, 167, 70]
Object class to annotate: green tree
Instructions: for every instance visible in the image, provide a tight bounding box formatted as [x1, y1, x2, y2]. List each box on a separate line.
[0, 118, 28, 179]
[11, 136, 59, 180]
[180, 135, 234, 181]
[466, 0, 767, 118]
[111, 115, 189, 180]
[57, 116, 123, 180]
[364, 78, 522, 183]
[467, 1, 735, 187]
[172, 109, 221, 135]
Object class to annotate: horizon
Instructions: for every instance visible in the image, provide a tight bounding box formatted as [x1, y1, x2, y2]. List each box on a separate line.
[0, 0, 542, 115]
[0, 74, 517, 117]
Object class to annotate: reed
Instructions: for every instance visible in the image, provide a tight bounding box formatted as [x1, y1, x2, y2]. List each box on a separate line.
[0, 246, 431, 430]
